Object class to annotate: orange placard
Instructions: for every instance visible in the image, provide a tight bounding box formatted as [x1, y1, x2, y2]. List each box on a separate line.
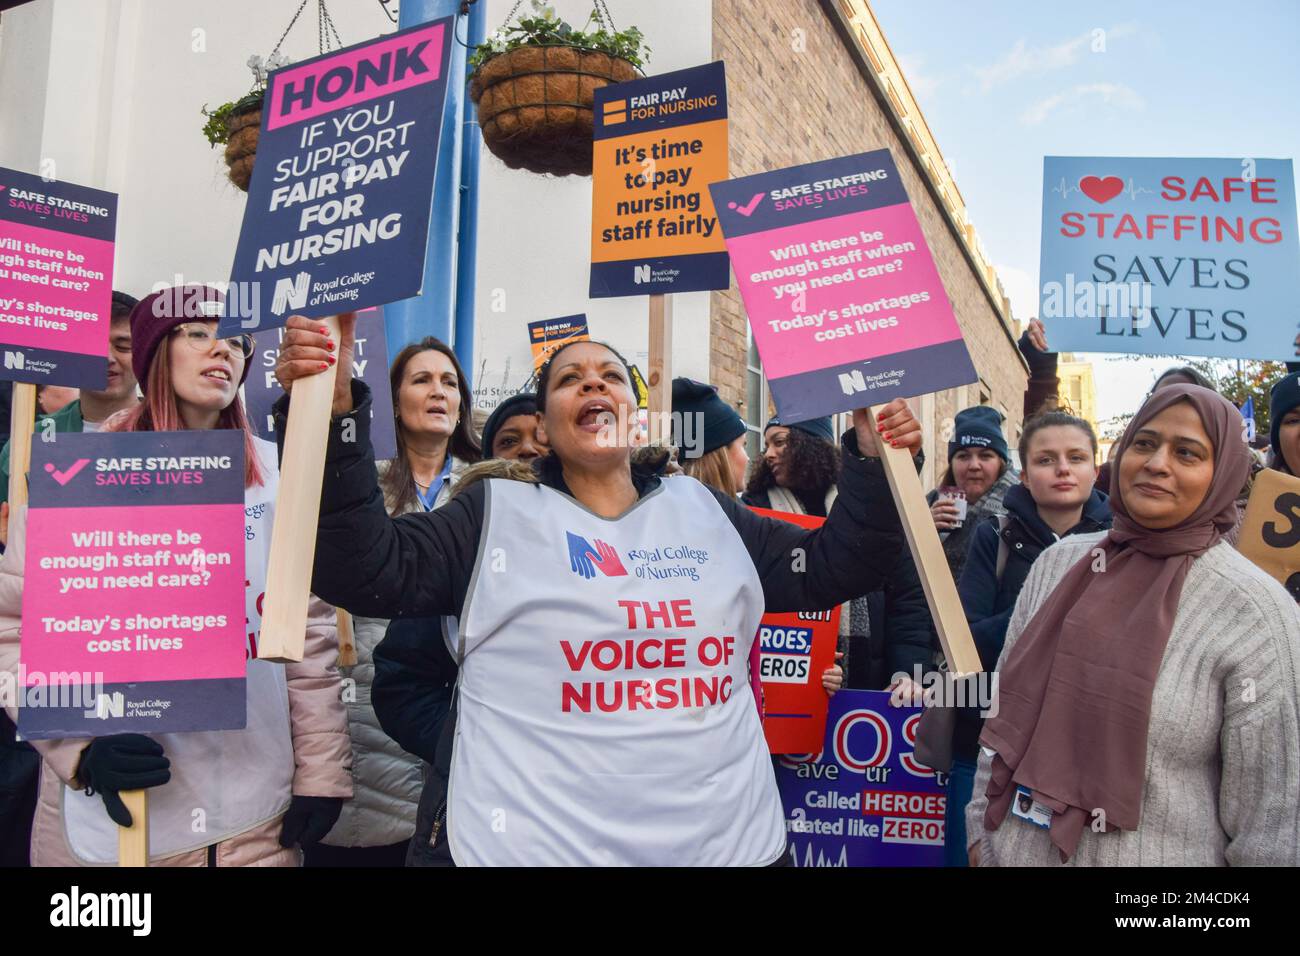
[589, 62, 730, 297]
[528, 313, 589, 374]
[749, 507, 841, 754]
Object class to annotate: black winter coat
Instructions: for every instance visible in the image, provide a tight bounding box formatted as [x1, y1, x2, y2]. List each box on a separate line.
[275, 381, 909, 864]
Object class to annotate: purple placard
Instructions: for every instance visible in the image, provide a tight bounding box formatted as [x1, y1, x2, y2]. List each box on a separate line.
[244, 306, 396, 460]
[774, 689, 946, 867]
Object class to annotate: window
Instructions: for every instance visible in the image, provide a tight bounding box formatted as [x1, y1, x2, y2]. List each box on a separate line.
[744, 328, 768, 462]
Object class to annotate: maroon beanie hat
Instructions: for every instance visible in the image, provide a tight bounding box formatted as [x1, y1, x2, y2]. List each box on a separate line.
[129, 285, 251, 387]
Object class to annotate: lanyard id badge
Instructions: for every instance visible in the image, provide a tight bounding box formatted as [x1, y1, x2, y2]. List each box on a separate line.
[1011, 785, 1052, 829]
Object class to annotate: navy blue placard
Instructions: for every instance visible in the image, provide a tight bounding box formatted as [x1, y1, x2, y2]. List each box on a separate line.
[592, 61, 728, 140]
[221, 19, 453, 335]
[245, 306, 396, 459]
[710, 150, 911, 239]
[0, 167, 117, 242]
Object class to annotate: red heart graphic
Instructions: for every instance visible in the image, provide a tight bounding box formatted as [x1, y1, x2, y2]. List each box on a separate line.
[1079, 175, 1124, 204]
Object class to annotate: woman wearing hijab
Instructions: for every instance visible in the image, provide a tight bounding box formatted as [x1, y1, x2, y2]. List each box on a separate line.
[966, 384, 1300, 866]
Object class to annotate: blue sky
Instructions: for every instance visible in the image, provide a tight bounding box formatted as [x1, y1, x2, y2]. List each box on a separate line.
[869, 0, 1300, 427]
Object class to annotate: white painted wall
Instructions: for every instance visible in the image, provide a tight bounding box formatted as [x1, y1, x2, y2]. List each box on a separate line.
[469, 0, 714, 408]
[0, 0, 715, 412]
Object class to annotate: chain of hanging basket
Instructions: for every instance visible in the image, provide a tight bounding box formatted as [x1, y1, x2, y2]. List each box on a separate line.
[223, 0, 346, 192]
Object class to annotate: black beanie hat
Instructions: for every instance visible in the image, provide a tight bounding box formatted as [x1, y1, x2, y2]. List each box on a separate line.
[948, 405, 1009, 463]
[765, 415, 835, 444]
[1270, 372, 1300, 460]
[671, 378, 745, 458]
[482, 392, 539, 456]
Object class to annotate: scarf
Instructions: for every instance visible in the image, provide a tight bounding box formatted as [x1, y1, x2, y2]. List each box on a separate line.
[980, 384, 1249, 860]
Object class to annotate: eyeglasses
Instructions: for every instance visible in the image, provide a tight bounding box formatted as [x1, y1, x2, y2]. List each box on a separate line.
[171, 324, 254, 360]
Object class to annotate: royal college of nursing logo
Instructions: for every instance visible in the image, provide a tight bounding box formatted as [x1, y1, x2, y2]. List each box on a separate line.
[566, 532, 628, 580]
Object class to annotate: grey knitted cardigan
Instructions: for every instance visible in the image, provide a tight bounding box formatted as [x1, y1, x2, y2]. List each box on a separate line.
[967, 532, 1300, 866]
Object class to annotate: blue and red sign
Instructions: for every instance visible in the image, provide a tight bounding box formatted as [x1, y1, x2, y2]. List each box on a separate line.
[222, 19, 453, 334]
[711, 151, 976, 421]
[1040, 156, 1300, 360]
[774, 689, 945, 867]
[567, 532, 628, 580]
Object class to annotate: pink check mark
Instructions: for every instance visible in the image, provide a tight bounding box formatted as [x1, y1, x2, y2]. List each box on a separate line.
[728, 192, 766, 216]
[44, 458, 91, 486]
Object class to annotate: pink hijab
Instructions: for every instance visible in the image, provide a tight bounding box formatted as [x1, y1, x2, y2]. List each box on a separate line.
[980, 384, 1250, 860]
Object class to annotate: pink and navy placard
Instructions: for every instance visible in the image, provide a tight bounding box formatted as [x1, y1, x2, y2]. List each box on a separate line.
[18, 430, 247, 739]
[0, 167, 117, 388]
[774, 689, 945, 867]
[1040, 156, 1300, 360]
[711, 150, 975, 421]
[221, 18, 452, 335]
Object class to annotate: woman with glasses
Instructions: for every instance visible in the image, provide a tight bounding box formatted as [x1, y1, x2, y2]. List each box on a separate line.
[1, 285, 351, 867]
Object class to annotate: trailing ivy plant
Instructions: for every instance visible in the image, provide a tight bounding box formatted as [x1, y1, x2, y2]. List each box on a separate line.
[200, 91, 265, 148]
[470, 1, 650, 72]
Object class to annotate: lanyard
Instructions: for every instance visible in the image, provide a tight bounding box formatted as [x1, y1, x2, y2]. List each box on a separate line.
[416, 455, 454, 512]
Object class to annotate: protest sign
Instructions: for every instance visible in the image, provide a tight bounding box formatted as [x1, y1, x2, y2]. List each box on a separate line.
[0, 168, 117, 388]
[224, 18, 454, 662]
[1237, 466, 1300, 597]
[221, 19, 453, 335]
[18, 431, 247, 740]
[1040, 157, 1300, 360]
[246, 306, 396, 460]
[590, 61, 729, 298]
[710, 150, 976, 422]
[749, 507, 840, 754]
[774, 689, 945, 867]
[528, 313, 590, 374]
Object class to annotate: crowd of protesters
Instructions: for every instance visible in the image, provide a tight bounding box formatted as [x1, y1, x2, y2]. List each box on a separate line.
[1, 290, 1298, 867]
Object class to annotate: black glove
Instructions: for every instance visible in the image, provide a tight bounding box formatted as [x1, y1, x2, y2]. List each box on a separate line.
[1017, 328, 1058, 377]
[75, 734, 170, 827]
[279, 795, 344, 849]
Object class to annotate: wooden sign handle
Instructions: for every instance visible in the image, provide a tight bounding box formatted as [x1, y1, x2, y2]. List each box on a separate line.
[647, 294, 673, 446]
[7, 382, 37, 508]
[336, 608, 357, 667]
[118, 789, 148, 867]
[257, 315, 343, 663]
[869, 403, 982, 677]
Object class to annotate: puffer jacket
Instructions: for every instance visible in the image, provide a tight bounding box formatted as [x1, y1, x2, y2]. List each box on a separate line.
[324, 456, 468, 849]
[0, 464, 352, 866]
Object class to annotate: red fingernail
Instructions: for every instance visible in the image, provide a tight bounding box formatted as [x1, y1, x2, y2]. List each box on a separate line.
[326, 341, 335, 351]
[319, 327, 329, 335]
[891, 440, 901, 448]
[883, 431, 893, 440]
[327, 356, 336, 365]
[319, 362, 329, 371]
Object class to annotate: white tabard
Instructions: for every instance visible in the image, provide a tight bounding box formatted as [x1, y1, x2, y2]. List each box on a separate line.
[446, 475, 787, 866]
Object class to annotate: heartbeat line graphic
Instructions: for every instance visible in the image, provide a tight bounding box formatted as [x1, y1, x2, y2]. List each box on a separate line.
[1051, 177, 1154, 200]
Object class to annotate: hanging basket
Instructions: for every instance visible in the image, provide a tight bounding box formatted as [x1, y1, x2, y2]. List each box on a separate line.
[470, 44, 637, 177]
[222, 98, 263, 192]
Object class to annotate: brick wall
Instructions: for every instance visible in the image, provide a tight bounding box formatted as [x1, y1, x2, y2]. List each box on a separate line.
[710, 0, 1027, 485]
